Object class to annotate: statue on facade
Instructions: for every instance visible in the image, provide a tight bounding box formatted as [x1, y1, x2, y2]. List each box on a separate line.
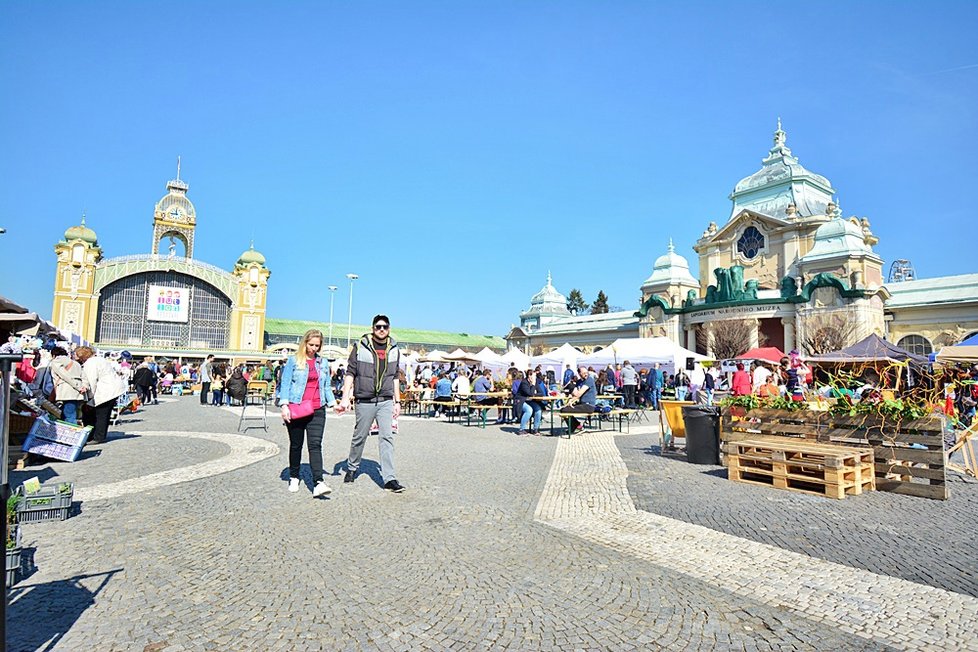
[744, 279, 759, 300]
[780, 275, 798, 299]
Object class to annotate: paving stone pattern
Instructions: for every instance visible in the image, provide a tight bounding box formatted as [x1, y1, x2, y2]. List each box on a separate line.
[535, 430, 978, 651]
[5, 397, 974, 650]
[616, 433, 978, 598]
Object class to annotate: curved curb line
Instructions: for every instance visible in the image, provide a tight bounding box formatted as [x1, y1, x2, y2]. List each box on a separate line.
[74, 431, 280, 502]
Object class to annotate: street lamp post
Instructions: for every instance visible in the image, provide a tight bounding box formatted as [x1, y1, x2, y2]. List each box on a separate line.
[327, 285, 338, 348]
[346, 273, 358, 348]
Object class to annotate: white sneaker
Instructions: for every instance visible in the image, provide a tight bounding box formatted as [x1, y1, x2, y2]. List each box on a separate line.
[288, 478, 300, 493]
[312, 481, 333, 497]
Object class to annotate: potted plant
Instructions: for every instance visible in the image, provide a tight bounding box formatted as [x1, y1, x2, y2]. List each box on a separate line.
[6, 493, 21, 585]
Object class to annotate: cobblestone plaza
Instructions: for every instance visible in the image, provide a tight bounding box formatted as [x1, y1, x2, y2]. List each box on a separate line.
[8, 399, 977, 651]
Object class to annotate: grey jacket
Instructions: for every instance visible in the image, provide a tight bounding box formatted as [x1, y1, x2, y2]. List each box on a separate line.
[346, 334, 400, 400]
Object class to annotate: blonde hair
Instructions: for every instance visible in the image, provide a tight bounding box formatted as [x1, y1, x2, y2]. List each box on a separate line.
[295, 329, 324, 366]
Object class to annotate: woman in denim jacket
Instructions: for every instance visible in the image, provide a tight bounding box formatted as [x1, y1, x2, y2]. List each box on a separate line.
[277, 329, 336, 497]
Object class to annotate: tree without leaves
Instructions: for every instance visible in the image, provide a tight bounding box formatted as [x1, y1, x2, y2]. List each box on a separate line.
[801, 313, 859, 356]
[696, 319, 766, 360]
[590, 291, 609, 315]
[567, 289, 587, 315]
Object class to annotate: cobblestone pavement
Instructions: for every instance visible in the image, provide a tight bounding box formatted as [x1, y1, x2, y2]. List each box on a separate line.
[5, 398, 974, 651]
[537, 430, 978, 651]
[616, 431, 978, 598]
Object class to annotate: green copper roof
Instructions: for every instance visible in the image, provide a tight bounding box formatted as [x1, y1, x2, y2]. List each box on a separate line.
[264, 318, 506, 350]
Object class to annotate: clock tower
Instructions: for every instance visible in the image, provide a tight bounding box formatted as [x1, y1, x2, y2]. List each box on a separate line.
[151, 157, 197, 258]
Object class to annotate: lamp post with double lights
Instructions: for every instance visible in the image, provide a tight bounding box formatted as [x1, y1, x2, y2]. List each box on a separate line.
[346, 273, 358, 348]
[327, 285, 338, 348]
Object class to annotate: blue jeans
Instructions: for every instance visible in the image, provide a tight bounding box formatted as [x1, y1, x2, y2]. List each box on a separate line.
[676, 387, 688, 401]
[61, 400, 82, 425]
[519, 403, 533, 431]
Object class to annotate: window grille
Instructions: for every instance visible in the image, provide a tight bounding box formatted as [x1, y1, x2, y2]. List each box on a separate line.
[897, 334, 933, 357]
[96, 271, 231, 349]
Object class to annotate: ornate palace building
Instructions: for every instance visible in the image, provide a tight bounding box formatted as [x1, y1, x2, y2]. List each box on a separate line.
[507, 123, 978, 357]
[52, 166, 272, 357]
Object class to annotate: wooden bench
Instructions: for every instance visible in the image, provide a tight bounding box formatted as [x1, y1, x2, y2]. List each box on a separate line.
[419, 399, 465, 421]
[721, 407, 948, 500]
[725, 437, 875, 499]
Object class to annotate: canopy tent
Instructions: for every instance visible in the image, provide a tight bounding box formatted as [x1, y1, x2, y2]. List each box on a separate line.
[935, 333, 978, 364]
[577, 337, 709, 373]
[471, 347, 510, 371]
[444, 348, 481, 364]
[808, 334, 928, 364]
[497, 347, 531, 370]
[418, 349, 450, 363]
[398, 350, 421, 369]
[0, 312, 64, 339]
[529, 343, 580, 370]
[735, 347, 786, 364]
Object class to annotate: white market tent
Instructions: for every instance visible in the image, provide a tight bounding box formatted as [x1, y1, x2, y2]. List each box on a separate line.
[498, 347, 531, 370]
[935, 333, 978, 364]
[473, 347, 510, 371]
[418, 349, 450, 363]
[444, 348, 481, 364]
[529, 343, 580, 372]
[577, 337, 709, 373]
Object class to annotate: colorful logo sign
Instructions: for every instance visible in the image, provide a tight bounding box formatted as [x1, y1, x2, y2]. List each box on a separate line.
[147, 285, 189, 323]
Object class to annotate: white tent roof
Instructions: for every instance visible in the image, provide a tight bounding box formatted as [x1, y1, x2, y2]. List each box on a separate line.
[419, 349, 449, 362]
[577, 337, 709, 371]
[936, 345, 978, 364]
[498, 347, 531, 370]
[529, 343, 580, 369]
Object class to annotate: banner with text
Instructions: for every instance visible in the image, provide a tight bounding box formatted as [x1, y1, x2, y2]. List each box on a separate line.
[147, 285, 189, 323]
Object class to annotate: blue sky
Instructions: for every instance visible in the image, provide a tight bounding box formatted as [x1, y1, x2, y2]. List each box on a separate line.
[1, 2, 975, 337]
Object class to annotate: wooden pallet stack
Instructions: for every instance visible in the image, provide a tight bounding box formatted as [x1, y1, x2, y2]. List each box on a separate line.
[725, 437, 876, 499]
[721, 408, 948, 500]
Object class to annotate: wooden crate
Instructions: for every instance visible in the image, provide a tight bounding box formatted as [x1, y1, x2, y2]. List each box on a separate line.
[721, 408, 948, 500]
[725, 438, 875, 499]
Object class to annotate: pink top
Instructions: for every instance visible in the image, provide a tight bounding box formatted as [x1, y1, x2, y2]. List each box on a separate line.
[301, 360, 322, 409]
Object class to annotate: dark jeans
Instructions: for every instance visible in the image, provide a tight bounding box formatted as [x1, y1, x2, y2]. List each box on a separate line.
[200, 381, 211, 404]
[623, 385, 637, 408]
[212, 390, 224, 406]
[91, 399, 114, 443]
[286, 406, 326, 484]
[560, 403, 595, 430]
[136, 384, 153, 406]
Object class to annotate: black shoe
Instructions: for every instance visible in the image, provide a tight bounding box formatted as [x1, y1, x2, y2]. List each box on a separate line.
[344, 470, 356, 484]
[384, 480, 405, 493]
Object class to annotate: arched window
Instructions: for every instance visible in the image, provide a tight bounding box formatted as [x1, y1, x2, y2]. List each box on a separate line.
[897, 334, 933, 356]
[737, 226, 765, 260]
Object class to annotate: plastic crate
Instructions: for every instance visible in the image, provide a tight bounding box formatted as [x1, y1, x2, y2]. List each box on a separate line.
[23, 417, 90, 462]
[17, 483, 73, 524]
[6, 525, 22, 586]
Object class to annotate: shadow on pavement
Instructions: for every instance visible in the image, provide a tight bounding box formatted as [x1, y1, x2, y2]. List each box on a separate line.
[8, 568, 122, 652]
[328, 459, 384, 486]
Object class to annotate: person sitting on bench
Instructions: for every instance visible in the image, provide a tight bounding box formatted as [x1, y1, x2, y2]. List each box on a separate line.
[560, 366, 597, 433]
[430, 373, 454, 417]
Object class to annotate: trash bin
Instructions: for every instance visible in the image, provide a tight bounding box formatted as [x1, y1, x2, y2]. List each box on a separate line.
[681, 405, 721, 464]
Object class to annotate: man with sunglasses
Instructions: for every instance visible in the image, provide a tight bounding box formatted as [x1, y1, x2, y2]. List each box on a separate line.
[337, 314, 405, 493]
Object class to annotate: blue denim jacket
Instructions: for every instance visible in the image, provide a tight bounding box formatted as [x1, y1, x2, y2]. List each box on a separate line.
[276, 355, 336, 407]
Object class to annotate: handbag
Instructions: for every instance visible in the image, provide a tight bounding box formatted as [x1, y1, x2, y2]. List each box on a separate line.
[287, 400, 315, 420]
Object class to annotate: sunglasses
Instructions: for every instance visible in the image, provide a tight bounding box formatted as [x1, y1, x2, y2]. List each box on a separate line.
[373, 324, 390, 330]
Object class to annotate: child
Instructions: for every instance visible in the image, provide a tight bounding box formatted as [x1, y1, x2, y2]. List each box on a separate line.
[211, 374, 224, 406]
